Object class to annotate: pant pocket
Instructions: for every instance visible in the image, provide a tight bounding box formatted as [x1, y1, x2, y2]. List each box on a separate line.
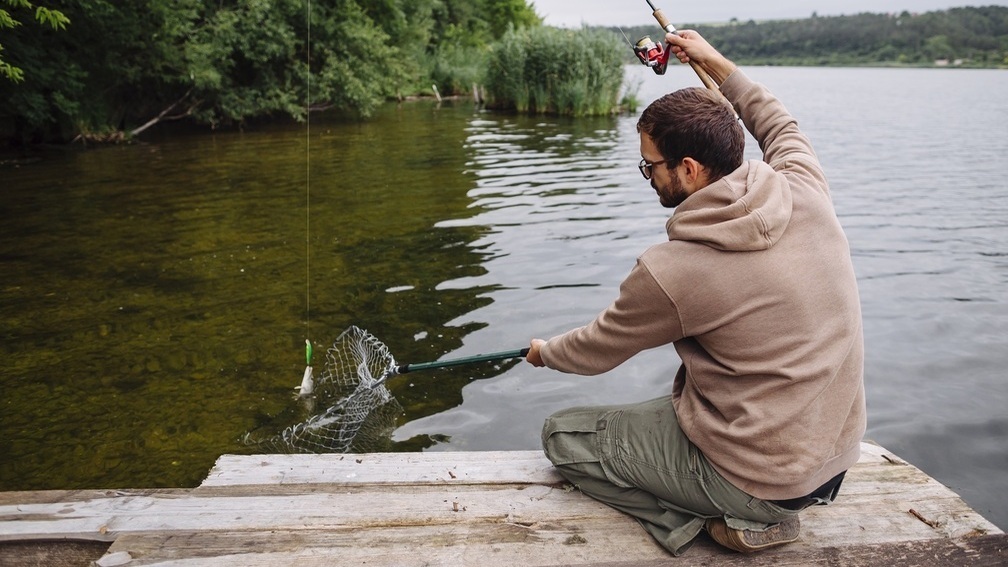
[542, 408, 609, 466]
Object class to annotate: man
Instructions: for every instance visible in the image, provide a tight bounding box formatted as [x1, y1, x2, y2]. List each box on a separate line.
[525, 31, 865, 555]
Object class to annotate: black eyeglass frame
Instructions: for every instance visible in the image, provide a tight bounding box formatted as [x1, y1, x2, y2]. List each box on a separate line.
[638, 157, 677, 180]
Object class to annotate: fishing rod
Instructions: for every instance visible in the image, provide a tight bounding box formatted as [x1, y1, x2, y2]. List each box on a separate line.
[627, 0, 721, 92]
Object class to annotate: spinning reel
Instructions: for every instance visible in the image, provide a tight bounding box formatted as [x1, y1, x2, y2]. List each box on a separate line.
[632, 35, 672, 75]
[623, 0, 721, 94]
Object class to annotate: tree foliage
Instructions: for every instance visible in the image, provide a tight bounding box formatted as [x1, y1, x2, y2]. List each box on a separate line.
[0, 0, 69, 82]
[10, 3, 1000, 145]
[0, 0, 540, 144]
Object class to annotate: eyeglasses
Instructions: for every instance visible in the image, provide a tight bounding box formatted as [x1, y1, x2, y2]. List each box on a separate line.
[638, 157, 673, 180]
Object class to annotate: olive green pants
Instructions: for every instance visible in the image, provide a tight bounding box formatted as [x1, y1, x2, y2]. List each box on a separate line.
[541, 395, 796, 555]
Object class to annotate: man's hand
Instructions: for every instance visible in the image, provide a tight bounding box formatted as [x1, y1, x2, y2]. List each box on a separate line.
[526, 339, 547, 367]
[665, 30, 737, 86]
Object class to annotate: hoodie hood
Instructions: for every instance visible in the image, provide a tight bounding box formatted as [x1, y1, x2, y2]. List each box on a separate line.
[666, 160, 793, 251]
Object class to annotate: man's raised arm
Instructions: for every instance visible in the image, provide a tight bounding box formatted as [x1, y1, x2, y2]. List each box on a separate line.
[665, 31, 828, 194]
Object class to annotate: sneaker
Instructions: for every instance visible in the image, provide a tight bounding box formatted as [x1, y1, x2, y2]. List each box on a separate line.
[704, 515, 800, 553]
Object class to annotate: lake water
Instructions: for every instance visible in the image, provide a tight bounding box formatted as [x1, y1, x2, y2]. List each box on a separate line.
[2, 65, 1006, 530]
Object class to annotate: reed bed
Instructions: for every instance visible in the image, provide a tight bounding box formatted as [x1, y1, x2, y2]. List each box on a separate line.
[485, 27, 625, 116]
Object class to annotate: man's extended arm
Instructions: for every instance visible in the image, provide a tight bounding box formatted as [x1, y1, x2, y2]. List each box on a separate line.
[526, 257, 685, 374]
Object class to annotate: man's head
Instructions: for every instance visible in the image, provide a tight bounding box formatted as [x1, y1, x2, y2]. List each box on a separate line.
[636, 87, 743, 207]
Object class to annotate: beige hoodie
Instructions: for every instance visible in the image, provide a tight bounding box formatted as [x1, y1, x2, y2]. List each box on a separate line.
[540, 69, 866, 500]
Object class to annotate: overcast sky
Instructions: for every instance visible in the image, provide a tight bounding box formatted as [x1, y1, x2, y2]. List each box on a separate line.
[530, 1, 1007, 27]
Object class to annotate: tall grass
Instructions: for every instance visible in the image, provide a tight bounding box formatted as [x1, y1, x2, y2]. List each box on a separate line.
[484, 27, 625, 116]
[425, 44, 488, 96]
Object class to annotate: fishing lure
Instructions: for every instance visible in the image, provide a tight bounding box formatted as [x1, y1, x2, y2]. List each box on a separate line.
[297, 339, 314, 396]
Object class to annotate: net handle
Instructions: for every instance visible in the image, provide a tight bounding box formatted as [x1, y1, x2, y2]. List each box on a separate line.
[397, 348, 530, 375]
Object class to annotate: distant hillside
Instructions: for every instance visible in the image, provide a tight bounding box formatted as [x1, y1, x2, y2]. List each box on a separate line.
[606, 6, 1008, 67]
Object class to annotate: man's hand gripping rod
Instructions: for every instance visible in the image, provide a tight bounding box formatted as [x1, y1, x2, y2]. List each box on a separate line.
[645, 0, 720, 92]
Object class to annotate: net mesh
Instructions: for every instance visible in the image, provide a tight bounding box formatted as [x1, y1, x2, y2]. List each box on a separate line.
[243, 326, 402, 453]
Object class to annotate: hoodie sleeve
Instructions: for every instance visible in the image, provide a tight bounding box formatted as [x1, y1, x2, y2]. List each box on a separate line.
[540, 255, 684, 375]
[720, 70, 830, 199]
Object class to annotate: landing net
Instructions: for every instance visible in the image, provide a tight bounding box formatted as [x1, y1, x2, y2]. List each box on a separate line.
[243, 326, 402, 453]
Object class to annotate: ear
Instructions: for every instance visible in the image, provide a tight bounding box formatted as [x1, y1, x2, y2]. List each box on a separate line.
[679, 157, 707, 187]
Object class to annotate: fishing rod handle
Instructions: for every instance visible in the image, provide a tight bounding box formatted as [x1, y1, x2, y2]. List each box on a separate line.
[651, 8, 721, 92]
[398, 348, 531, 374]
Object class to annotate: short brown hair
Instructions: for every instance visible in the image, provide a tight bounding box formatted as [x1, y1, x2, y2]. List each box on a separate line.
[636, 87, 743, 181]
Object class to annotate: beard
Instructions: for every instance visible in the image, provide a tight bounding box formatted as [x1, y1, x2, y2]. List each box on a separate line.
[654, 172, 689, 208]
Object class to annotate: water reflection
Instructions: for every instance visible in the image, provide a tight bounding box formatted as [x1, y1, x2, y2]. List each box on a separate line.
[0, 100, 522, 487]
[392, 94, 676, 449]
[392, 109, 643, 449]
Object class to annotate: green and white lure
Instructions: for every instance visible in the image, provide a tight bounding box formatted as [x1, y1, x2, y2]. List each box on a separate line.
[297, 339, 314, 397]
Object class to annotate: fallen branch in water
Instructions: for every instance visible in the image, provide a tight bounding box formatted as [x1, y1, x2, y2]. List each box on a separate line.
[129, 88, 199, 137]
[70, 89, 201, 145]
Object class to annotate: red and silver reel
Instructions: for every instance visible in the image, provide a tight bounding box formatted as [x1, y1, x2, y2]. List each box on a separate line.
[633, 35, 671, 75]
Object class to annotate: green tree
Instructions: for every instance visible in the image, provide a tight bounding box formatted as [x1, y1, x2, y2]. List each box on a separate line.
[1, 0, 411, 141]
[485, 0, 540, 37]
[0, 0, 68, 82]
[923, 34, 954, 61]
[420, 0, 541, 96]
[306, 0, 404, 119]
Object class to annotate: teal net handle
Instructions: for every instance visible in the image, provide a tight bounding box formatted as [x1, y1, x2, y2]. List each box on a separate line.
[396, 348, 530, 375]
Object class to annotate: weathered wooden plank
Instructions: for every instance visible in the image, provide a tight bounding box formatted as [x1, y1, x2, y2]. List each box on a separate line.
[99, 518, 671, 567]
[200, 441, 897, 489]
[0, 489, 190, 507]
[96, 529, 1008, 567]
[1, 441, 1003, 567]
[200, 450, 562, 487]
[0, 484, 622, 542]
[2, 466, 997, 546]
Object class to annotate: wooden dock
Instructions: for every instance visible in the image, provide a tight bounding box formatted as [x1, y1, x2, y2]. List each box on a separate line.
[1, 441, 1004, 566]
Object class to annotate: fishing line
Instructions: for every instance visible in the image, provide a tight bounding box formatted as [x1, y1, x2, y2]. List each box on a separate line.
[306, 0, 311, 340]
[299, 0, 314, 395]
